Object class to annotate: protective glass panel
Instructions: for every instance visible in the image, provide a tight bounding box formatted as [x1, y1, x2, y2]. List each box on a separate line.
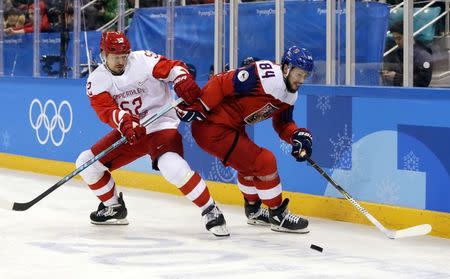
[171, 2, 217, 87]
[126, 2, 167, 76]
[1, 0, 137, 78]
[332, 0, 389, 86]
[336, 1, 448, 88]
[285, 0, 326, 85]
[381, 2, 446, 88]
[3, 1, 40, 77]
[236, 1, 275, 68]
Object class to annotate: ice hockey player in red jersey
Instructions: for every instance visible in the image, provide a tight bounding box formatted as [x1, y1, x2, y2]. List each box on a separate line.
[176, 46, 314, 233]
[75, 31, 229, 237]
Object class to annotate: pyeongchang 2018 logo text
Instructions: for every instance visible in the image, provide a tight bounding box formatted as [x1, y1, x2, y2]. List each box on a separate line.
[29, 99, 73, 146]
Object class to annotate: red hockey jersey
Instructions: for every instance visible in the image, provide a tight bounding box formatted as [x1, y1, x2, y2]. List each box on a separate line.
[199, 60, 299, 143]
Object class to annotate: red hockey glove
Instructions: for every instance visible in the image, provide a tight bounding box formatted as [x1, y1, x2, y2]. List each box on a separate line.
[175, 101, 207, 122]
[291, 128, 313, 162]
[118, 112, 146, 145]
[173, 74, 201, 105]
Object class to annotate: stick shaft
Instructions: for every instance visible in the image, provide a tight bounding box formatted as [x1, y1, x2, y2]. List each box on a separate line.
[305, 157, 389, 232]
[11, 98, 183, 211]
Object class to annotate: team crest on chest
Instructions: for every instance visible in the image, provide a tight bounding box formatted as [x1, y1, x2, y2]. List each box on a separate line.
[244, 103, 278, 124]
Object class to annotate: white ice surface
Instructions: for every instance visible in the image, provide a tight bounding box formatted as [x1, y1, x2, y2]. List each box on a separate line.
[0, 168, 449, 279]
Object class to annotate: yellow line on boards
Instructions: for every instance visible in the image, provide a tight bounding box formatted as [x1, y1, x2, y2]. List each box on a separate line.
[1, 152, 449, 238]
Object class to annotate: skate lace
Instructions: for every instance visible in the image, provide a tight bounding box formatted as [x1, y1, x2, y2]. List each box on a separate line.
[210, 207, 220, 218]
[261, 208, 269, 218]
[205, 206, 222, 223]
[249, 206, 269, 220]
[97, 204, 119, 217]
[284, 212, 301, 224]
[257, 207, 269, 219]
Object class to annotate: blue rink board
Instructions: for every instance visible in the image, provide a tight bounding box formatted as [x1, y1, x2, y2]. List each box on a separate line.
[0, 77, 449, 213]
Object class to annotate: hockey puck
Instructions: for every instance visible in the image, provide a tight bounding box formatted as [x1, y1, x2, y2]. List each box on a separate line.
[310, 244, 323, 252]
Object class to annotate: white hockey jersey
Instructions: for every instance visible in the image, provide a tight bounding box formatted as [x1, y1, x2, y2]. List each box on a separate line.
[86, 50, 187, 134]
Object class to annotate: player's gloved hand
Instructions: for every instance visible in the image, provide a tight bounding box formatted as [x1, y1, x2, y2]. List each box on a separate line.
[173, 74, 201, 105]
[118, 112, 146, 145]
[175, 101, 207, 122]
[291, 128, 313, 162]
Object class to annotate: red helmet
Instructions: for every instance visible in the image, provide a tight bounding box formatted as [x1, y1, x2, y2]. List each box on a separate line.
[100, 31, 131, 55]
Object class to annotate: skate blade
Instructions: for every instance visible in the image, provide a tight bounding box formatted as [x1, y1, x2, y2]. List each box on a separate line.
[247, 219, 270, 226]
[91, 218, 129, 225]
[270, 224, 310, 234]
[208, 225, 230, 237]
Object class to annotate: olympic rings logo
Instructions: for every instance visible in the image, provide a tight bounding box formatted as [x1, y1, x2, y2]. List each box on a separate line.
[29, 99, 73, 146]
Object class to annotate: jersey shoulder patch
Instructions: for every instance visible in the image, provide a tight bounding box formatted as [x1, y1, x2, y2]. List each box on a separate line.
[232, 64, 258, 93]
[86, 66, 112, 97]
[131, 50, 162, 78]
[133, 50, 161, 66]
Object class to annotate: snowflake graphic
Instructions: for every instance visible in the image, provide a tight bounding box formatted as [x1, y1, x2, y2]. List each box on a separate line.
[376, 177, 400, 204]
[316, 95, 331, 115]
[329, 124, 353, 170]
[279, 139, 291, 155]
[403, 151, 420, 171]
[179, 122, 196, 147]
[208, 157, 237, 183]
[1, 130, 10, 150]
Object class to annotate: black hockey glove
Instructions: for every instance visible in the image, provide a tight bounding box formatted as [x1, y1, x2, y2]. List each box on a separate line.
[291, 128, 313, 162]
[175, 101, 206, 122]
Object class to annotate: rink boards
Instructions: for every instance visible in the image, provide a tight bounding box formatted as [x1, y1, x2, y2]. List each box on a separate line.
[0, 77, 449, 238]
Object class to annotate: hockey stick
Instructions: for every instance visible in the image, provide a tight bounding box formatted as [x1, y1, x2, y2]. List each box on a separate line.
[304, 156, 432, 239]
[0, 98, 184, 211]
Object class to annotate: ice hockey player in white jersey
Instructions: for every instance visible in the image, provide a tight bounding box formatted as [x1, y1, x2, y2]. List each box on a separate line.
[75, 31, 229, 237]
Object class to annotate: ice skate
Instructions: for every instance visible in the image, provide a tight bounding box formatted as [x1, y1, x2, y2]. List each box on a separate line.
[269, 198, 309, 233]
[90, 192, 129, 225]
[201, 203, 230, 237]
[244, 198, 270, 226]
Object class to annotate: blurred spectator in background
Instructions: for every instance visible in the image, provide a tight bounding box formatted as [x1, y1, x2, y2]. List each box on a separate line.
[382, 22, 433, 87]
[5, 1, 49, 35]
[46, 2, 65, 32]
[240, 56, 260, 67]
[12, 0, 30, 11]
[33, 0, 100, 32]
[81, 0, 103, 30]
[186, 0, 214, 4]
[136, 0, 163, 7]
[186, 0, 259, 3]
[4, 8, 25, 30]
[4, 0, 15, 12]
[208, 63, 230, 80]
[64, 6, 74, 30]
[185, 63, 197, 80]
[100, 0, 130, 24]
[208, 65, 214, 80]
[207, 57, 260, 80]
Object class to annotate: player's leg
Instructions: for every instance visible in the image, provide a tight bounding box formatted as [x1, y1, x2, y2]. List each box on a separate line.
[192, 122, 267, 225]
[192, 121, 308, 233]
[238, 174, 270, 226]
[249, 150, 309, 233]
[191, 122, 269, 225]
[148, 129, 229, 237]
[250, 148, 308, 233]
[192, 122, 271, 226]
[75, 130, 146, 225]
[239, 146, 309, 233]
